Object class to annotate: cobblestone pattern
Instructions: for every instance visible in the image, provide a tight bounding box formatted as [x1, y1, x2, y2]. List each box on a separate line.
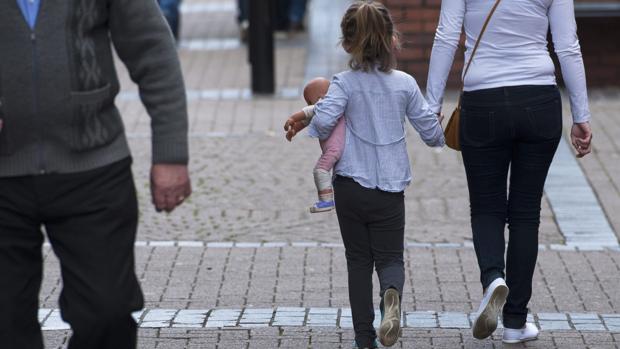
[43, 328, 620, 349]
[126, 134, 564, 245]
[39, 246, 620, 314]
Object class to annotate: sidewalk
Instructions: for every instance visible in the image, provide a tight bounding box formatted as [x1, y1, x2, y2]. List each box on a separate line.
[41, 0, 620, 348]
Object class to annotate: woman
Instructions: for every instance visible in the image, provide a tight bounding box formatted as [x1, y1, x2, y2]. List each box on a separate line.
[426, 0, 593, 343]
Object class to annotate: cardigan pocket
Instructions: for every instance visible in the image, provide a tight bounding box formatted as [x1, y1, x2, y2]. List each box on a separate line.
[68, 83, 123, 152]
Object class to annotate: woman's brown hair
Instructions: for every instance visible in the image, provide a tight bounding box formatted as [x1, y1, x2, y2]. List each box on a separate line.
[340, 1, 399, 73]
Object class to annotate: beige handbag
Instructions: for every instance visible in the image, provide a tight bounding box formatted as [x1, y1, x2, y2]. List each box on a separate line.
[444, 0, 502, 151]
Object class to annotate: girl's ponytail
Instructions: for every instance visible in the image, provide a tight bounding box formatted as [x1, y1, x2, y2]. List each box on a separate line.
[341, 1, 399, 72]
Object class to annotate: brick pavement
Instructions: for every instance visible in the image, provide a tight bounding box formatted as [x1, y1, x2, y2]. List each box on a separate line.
[36, 0, 620, 347]
[40, 245, 620, 315]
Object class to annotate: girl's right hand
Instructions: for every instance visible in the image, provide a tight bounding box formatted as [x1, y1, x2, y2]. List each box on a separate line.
[436, 113, 444, 125]
[571, 122, 592, 158]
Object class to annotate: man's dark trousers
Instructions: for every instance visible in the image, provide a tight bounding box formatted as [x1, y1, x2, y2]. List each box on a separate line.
[0, 157, 144, 349]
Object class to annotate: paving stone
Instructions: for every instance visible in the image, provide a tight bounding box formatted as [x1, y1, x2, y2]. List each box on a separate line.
[437, 312, 470, 329]
[141, 309, 177, 328]
[539, 320, 573, 331]
[173, 310, 209, 328]
[538, 313, 569, 321]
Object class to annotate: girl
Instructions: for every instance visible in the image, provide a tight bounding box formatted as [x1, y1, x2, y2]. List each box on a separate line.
[306, 2, 445, 347]
[427, 0, 592, 343]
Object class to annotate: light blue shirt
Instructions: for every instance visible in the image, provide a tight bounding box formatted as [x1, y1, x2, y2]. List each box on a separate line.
[17, 0, 41, 29]
[308, 68, 445, 193]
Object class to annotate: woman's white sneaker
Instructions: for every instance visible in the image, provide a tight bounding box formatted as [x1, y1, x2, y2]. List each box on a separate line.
[472, 278, 509, 339]
[502, 323, 539, 343]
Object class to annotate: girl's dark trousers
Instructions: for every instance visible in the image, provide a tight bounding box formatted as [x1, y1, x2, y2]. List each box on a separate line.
[333, 176, 405, 348]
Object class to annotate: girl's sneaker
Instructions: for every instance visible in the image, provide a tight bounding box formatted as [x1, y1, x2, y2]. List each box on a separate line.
[378, 288, 401, 346]
[310, 200, 335, 213]
[502, 323, 539, 343]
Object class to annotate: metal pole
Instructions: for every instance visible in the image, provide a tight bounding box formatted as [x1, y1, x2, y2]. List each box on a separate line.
[249, 0, 275, 94]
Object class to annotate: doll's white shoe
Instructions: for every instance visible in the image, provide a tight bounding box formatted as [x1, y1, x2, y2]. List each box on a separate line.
[309, 200, 335, 213]
[502, 323, 539, 343]
[472, 278, 509, 339]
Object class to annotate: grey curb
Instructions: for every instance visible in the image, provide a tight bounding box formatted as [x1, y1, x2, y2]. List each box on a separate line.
[38, 308, 620, 332]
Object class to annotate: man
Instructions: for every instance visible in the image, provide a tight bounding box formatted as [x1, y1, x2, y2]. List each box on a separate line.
[0, 1, 191, 348]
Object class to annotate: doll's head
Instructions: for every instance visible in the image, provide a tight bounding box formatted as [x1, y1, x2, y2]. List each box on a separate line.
[303, 77, 331, 105]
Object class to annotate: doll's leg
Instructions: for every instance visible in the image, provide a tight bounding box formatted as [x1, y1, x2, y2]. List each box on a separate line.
[310, 118, 345, 213]
[316, 117, 345, 171]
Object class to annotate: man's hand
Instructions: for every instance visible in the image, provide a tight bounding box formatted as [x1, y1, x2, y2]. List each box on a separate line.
[571, 122, 593, 158]
[150, 164, 192, 213]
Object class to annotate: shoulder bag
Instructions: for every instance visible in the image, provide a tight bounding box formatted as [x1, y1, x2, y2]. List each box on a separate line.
[444, 0, 503, 151]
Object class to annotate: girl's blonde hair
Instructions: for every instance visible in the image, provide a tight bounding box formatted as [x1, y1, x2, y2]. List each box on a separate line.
[341, 1, 399, 73]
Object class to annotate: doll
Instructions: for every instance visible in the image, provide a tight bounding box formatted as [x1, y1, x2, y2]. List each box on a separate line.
[284, 78, 345, 213]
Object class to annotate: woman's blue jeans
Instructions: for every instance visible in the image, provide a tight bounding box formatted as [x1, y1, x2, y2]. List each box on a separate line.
[460, 85, 562, 329]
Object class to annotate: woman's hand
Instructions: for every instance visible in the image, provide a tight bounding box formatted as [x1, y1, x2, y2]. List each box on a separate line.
[571, 122, 592, 158]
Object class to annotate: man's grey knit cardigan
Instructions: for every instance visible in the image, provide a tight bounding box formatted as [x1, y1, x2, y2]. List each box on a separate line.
[0, 0, 188, 177]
